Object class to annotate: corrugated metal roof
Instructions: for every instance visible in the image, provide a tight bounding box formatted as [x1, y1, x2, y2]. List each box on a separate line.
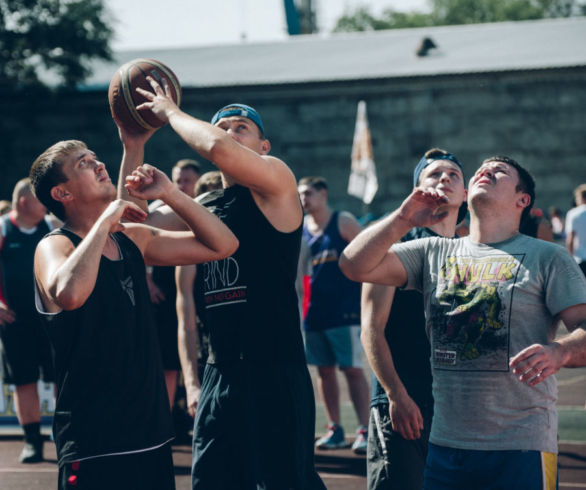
[83, 17, 586, 89]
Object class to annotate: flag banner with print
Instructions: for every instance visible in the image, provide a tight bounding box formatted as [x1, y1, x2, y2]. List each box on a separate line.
[348, 100, 378, 204]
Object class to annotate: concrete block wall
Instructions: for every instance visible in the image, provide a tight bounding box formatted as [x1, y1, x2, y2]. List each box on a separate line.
[2, 67, 585, 221]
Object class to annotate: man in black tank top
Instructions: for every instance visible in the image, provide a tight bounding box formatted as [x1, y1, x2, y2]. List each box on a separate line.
[0, 178, 60, 463]
[121, 79, 326, 489]
[30, 133, 237, 490]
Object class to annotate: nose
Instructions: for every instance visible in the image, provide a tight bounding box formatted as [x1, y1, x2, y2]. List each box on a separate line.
[440, 172, 451, 183]
[477, 167, 493, 179]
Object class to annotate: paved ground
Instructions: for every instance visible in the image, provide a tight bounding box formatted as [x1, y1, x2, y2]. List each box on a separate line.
[0, 437, 584, 489]
[1, 364, 584, 489]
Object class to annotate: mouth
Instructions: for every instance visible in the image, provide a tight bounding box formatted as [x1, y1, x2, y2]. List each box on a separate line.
[474, 178, 492, 186]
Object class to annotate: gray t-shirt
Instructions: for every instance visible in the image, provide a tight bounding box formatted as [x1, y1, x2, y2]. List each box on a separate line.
[393, 233, 586, 453]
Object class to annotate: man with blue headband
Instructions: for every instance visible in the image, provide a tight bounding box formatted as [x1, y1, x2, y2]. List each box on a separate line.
[119, 79, 326, 490]
[361, 148, 467, 490]
[341, 155, 586, 490]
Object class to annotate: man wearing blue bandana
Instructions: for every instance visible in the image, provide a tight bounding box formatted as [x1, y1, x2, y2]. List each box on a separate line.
[362, 148, 467, 490]
[119, 79, 326, 490]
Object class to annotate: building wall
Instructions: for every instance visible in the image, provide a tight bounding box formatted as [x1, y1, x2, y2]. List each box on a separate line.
[2, 67, 585, 220]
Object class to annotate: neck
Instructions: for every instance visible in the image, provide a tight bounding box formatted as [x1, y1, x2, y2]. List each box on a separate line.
[12, 210, 42, 229]
[62, 203, 108, 238]
[428, 210, 459, 238]
[468, 210, 520, 244]
[308, 206, 332, 229]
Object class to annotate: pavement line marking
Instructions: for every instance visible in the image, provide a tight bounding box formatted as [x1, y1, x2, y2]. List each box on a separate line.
[558, 374, 586, 386]
[559, 484, 586, 488]
[0, 468, 56, 473]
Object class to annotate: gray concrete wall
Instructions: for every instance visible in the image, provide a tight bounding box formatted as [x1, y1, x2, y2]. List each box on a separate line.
[2, 67, 585, 220]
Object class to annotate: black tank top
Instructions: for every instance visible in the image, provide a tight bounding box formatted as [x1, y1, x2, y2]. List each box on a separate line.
[197, 185, 305, 364]
[37, 229, 173, 465]
[0, 213, 50, 319]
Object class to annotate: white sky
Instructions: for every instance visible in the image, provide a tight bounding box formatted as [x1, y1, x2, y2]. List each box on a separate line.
[105, 0, 430, 50]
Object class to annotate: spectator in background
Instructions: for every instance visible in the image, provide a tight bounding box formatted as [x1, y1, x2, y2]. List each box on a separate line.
[146, 159, 202, 413]
[0, 200, 11, 215]
[566, 183, 586, 276]
[0, 178, 60, 463]
[548, 206, 565, 243]
[520, 207, 553, 241]
[175, 171, 223, 416]
[298, 175, 370, 454]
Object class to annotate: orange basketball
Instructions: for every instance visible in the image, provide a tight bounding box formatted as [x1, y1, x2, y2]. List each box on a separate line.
[108, 58, 182, 134]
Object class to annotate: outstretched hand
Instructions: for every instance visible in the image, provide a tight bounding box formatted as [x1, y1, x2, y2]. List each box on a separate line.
[400, 187, 450, 228]
[124, 164, 174, 201]
[135, 76, 178, 123]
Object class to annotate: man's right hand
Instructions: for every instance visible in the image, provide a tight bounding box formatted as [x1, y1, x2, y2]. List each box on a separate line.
[399, 187, 450, 229]
[389, 392, 424, 441]
[185, 385, 201, 418]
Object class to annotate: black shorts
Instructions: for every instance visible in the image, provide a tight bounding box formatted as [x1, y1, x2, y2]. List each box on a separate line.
[367, 402, 433, 490]
[0, 318, 55, 385]
[58, 442, 175, 490]
[192, 361, 326, 490]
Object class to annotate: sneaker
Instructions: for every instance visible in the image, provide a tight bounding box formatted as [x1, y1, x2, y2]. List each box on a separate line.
[315, 423, 348, 450]
[19, 441, 43, 463]
[351, 425, 368, 455]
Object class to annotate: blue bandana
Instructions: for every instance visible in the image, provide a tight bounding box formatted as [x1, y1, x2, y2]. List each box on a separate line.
[211, 103, 265, 136]
[413, 152, 463, 188]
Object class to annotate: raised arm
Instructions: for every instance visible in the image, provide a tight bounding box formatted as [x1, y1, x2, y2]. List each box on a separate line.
[124, 164, 237, 266]
[134, 78, 301, 233]
[34, 200, 147, 312]
[510, 303, 586, 386]
[361, 283, 423, 440]
[176, 264, 200, 417]
[340, 188, 449, 286]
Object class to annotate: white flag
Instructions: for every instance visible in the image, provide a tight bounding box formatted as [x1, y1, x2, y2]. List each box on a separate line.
[348, 100, 378, 204]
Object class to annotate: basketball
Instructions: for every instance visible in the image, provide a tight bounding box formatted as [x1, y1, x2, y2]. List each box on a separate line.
[108, 58, 182, 134]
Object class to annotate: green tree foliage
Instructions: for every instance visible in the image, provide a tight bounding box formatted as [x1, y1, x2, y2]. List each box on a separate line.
[0, 0, 114, 90]
[333, 0, 586, 32]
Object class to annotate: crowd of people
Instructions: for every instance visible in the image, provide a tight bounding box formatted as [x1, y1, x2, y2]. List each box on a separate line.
[0, 78, 585, 489]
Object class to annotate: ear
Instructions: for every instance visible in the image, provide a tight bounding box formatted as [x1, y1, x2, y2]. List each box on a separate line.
[518, 193, 530, 209]
[50, 185, 72, 204]
[259, 138, 271, 155]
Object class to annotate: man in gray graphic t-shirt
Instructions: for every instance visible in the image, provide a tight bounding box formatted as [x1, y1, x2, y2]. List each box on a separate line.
[341, 155, 586, 490]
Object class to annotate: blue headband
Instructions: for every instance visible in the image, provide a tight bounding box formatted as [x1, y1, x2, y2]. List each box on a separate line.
[413, 152, 463, 188]
[211, 103, 265, 135]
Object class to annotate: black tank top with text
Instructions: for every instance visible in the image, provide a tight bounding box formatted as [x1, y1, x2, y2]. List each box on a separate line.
[197, 185, 305, 364]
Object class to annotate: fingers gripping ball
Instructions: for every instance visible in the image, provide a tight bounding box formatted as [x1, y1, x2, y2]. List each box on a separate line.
[108, 58, 182, 134]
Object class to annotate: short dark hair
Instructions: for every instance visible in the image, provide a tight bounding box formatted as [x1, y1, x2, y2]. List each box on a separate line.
[29, 140, 86, 221]
[194, 171, 222, 196]
[298, 176, 327, 191]
[173, 158, 202, 175]
[482, 155, 535, 224]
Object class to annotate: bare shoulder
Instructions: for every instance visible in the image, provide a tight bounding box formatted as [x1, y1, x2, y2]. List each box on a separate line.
[249, 156, 302, 233]
[36, 232, 74, 258]
[338, 210, 363, 242]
